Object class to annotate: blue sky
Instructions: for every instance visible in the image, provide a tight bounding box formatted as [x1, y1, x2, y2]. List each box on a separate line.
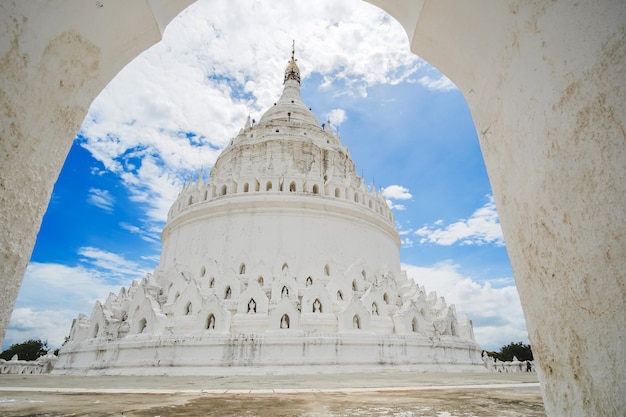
[4, 0, 527, 352]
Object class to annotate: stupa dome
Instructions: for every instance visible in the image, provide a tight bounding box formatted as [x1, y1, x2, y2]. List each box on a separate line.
[54, 46, 483, 375]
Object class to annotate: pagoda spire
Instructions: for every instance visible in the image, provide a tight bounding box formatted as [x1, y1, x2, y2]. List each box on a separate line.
[284, 40, 300, 85]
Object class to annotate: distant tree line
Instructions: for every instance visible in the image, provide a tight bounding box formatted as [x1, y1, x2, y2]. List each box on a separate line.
[485, 341, 533, 362]
[0, 339, 51, 361]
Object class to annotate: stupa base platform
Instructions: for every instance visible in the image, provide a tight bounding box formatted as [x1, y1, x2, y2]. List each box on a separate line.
[53, 333, 484, 376]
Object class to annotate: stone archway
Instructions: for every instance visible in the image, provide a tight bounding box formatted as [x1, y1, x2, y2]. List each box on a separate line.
[0, 2, 624, 416]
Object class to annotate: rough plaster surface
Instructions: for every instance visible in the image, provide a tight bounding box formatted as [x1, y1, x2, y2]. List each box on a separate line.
[368, 0, 626, 415]
[0, 0, 194, 348]
[0, 0, 624, 415]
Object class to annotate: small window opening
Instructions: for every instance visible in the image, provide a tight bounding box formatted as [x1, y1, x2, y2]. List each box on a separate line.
[207, 314, 216, 329]
[247, 298, 257, 313]
[138, 318, 147, 333]
[313, 298, 322, 313]
[280, 314, 290, 329]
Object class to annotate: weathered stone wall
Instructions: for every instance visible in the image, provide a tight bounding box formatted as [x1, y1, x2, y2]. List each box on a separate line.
[368, 0, 625, 415]
[0, 353, 57, 375]
[0, 0, 194, 348]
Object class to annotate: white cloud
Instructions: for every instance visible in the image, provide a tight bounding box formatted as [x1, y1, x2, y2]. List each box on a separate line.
[402, 262, 527, 351]
[400, 237, 414, 248]
[415, 195, 504, 246]
[382, 184, 412, 200]
[383, 185, 412, 211]
[77, 247, 152, 281]
[386, 200, 406, 210]
[326, 108, 347, 128]
[416, 74, 457, 92]
[86, 188, 115, 212]
[6, 308, 71, 351]
[119, 222, 160, 243]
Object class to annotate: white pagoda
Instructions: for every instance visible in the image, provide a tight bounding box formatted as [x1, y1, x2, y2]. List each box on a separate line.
[54, 47, 483, 375]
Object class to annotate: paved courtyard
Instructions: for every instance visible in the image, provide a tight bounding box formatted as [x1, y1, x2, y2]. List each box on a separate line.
[0, 371, 544, 416]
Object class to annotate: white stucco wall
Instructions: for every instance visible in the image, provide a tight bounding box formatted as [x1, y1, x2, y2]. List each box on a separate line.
[161, 195, 400, 282]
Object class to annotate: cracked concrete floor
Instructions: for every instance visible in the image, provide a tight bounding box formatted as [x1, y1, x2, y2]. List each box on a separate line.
[0, 372, 544, 416]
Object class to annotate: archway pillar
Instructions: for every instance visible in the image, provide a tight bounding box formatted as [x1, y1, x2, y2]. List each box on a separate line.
[368, 0, 625, 415]
[0, 0, 194, 347]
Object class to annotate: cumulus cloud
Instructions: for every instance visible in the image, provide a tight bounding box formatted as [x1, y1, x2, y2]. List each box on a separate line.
[387, 202, 406, 210]
[326, 108, 347, 129]
[7, 308, 72, 350]
[382, 185, 412, 211]
[402, 262, 527, 350]
[87, 188, 115, 212]
[382, 184, 412, 200]
[415, 195, 504, 246]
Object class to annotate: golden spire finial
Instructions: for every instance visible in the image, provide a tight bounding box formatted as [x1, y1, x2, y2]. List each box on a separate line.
[284, 40, 300, 85]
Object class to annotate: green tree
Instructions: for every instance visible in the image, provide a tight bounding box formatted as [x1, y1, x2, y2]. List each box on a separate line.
[496, 341, 533, 362]
[0, 339, 49, 361]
